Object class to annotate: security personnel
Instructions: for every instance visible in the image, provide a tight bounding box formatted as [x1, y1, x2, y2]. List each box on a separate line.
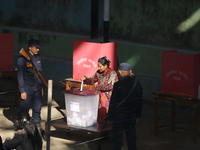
[106, 63, 143, 150]
[17, 39, 44, 135]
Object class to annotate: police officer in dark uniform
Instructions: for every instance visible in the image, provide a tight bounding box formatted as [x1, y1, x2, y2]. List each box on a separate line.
[17, 39, 44, 135]
[106, 63, 143, 150]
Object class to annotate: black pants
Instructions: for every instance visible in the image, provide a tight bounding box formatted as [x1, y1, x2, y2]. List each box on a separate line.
[111, 118, 137, 150]
[20, 90, 42, 123]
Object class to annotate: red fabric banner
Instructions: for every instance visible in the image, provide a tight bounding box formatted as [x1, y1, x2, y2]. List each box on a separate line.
[0, 33, 14, 71]
[73, 39, 118, 80]
[162, 49, 200, 97]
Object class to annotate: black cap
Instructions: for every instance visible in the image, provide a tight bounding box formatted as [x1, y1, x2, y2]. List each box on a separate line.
[119, 63, 131, 71]
[28, 39, 41, 48]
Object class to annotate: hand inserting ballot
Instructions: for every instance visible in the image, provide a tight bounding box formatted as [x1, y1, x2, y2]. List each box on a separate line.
[94, 82, 98, 88]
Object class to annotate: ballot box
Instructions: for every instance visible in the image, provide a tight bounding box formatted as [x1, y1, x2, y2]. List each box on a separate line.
[64, 88, 100, 127]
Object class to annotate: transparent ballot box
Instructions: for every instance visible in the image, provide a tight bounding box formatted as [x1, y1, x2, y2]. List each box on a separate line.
[64, 88, 100, 127]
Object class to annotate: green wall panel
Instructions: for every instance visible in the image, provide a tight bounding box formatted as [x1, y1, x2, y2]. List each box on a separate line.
[117, 43, 162, 75]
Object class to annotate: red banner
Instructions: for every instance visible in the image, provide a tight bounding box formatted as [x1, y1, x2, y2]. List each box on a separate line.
[162, 49, 200, 97]
[73, 39, 118, 80]
[0, 33, 14, 71]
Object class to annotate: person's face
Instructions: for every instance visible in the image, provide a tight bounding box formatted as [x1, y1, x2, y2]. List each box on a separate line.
[29, 46, 39, 55]
[118, 70, 122, 77]
[98, 62, 108, 73]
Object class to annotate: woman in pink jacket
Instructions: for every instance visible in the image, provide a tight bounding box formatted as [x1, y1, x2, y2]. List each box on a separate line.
[81, 56, 118, 122]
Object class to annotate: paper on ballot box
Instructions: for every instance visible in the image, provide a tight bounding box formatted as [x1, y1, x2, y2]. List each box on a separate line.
[70, 102, 80, 112]
[162, 49, 200, 97]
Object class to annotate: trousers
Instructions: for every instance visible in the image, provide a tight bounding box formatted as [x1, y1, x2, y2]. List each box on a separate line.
[111, 118, 137, 150]
[20, 90, 42, 123]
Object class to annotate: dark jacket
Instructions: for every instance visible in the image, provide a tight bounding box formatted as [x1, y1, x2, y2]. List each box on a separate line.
[107, 75, 143, 121]
[17, 51, 42, 93]
[4, 129, 42, 150]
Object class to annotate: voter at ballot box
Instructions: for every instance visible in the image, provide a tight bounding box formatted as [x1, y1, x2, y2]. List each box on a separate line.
[80, 56, 118, 123]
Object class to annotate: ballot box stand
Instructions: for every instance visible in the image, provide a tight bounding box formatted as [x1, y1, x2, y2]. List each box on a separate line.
[65, 78, 95, 90]
[153, 91, 199, 143]
[45, 87, 112, 149]
[44, 117, 112, 139]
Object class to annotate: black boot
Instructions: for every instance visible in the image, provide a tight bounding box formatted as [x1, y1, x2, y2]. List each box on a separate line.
[35, 122, 46, 141]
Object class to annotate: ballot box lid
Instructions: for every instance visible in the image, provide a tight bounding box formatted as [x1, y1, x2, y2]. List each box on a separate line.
[63, 88, 100, 96]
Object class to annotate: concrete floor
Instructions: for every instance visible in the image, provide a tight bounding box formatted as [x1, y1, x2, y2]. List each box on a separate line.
[1, 77, 200, 150]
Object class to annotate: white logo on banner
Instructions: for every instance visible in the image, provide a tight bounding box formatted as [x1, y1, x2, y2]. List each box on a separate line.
[166, 70, 188, 81]
[77, 58, 87, 65]
[76, 58, 97, 68]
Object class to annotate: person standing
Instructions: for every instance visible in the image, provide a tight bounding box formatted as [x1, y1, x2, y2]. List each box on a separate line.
[81, 56, 118, 122]
[17, 39, 45, 136]
[106, 63, 143, 150]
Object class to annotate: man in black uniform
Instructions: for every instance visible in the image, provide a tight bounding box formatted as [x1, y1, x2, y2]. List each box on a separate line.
[17, 39, 45, 136]
[106, 63, 143, 150]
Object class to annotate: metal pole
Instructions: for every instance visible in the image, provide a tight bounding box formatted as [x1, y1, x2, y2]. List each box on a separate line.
[104, 0, 109, 43]
[91, 0, 99, 39]
[46, 80, 53, 150]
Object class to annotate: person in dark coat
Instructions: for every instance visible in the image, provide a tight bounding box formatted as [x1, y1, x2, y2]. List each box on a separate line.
[3, 111, 43, 150]
[17, 39, 45, 136]
[106, 63, 143, 150]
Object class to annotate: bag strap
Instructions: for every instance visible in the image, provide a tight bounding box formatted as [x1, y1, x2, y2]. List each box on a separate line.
[116, 79, 137, 108]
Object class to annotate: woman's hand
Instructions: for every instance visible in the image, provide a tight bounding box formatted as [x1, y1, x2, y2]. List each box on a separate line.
[93, 82, 98, 88]
[94, 82, 98, 87]
[80, 76, 86, 81]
